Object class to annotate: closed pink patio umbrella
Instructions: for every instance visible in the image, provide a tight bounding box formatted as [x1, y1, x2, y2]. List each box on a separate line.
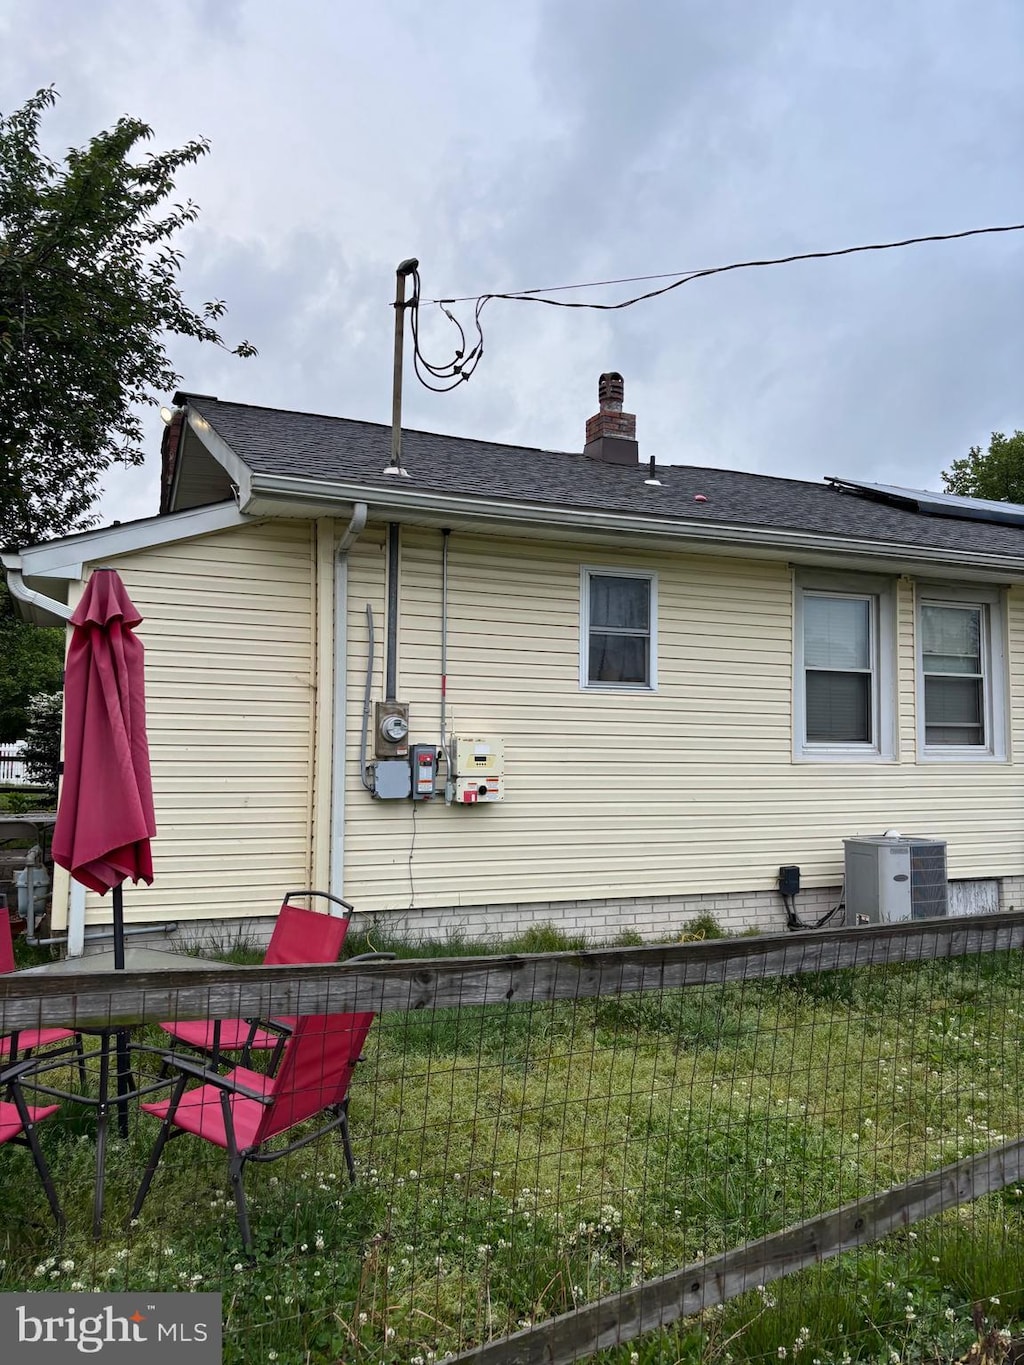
[52, 568, 157, 968]
[49, 568, 158, 1208]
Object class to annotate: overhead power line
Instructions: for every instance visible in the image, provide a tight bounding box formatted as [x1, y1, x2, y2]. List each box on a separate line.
[407, 221, 1024, 392]
[428, 222, 1024, 307]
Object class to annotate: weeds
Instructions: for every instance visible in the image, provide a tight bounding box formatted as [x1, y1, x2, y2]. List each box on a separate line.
[680, 913, 727, 941]
[0, 949, 1021, 1362]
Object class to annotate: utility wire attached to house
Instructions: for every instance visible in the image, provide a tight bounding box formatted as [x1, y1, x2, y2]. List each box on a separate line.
[408, 265, 487, 393]
[406, 220, 1024, 394]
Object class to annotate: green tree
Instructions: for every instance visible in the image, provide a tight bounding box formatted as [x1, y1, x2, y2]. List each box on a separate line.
[0, 86, 255, 549]
[20, 689, 62, 800]
[941, 430, 1024, 504]
[0, 583, 63, 741]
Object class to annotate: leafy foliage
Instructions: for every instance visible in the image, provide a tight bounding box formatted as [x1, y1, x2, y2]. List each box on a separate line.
[0, 87, 255, 548]
[941, 429, 1024, 504]
[20, 689, 61, 797]
[0, 582, 63, 740]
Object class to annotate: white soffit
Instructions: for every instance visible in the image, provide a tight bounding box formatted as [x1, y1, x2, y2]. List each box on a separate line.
[5, 502, 256, 581]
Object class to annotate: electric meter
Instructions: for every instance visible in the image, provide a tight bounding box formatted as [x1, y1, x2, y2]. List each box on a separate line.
[380, 713, 409, 744]
[375, 701, 410, 757]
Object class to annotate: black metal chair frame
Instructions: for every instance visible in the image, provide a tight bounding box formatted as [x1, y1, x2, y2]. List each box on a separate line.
[132, 950, 395, 1252]
[160, 889, 355, 1075]
[4, 1028, 88, 1089]
[131, 1054, 357, 1251]
[22, 1036, 169, 1237]
[1, 1056, 65, 1231]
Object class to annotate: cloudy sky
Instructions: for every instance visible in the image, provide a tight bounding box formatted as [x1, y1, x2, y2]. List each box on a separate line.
[3, 0, 1023, 526]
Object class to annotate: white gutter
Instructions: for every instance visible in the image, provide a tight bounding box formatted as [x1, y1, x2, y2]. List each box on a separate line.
[239, 472, 1024, 579]
[329, 503, 369, 898]
[3, 502, 254, 585]
[3, 566, 73, 625]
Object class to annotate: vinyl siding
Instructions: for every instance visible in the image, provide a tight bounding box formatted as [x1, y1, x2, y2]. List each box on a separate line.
[66, 520, 316, 928]
[897, 577, 917, 761]
[341, 528, 1024, 913]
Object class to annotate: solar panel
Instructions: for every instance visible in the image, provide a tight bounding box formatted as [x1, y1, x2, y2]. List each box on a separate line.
[824, 477, 1024, 528]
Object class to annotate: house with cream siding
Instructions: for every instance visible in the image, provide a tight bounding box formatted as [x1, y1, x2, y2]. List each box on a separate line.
[6, 374, 1024, 950]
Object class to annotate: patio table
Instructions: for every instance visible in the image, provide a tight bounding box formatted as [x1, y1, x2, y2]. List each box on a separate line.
[0, 812, 57, 844]
[0, 813, 57, 877]
[19, 946, 224, 1236]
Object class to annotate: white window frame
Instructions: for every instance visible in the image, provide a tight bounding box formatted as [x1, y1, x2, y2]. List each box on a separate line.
[579, 566, 658, 692]
[793, 571, 896, 761]
[915, 583, 1007, 762]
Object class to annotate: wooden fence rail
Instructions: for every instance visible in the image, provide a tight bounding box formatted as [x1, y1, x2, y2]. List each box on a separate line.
[2, 908, 1023, 1032]
[2, 909, 1022, 1364]
[442, 1137, 1024, 1365]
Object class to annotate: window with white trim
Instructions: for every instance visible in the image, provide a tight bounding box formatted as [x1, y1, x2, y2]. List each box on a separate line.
[917, 586, 1006, 759]
[580, 568, 657, 690]
[794, 573, 895, 760]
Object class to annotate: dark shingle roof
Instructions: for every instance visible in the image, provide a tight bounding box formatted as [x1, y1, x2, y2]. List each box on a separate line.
[183, 395, 1024, 560]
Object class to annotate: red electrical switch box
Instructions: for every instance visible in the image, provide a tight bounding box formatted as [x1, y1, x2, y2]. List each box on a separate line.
[409, 744, 438, 801]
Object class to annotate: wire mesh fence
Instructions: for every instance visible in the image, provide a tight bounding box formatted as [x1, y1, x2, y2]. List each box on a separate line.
[1, 913, 1023, 1365]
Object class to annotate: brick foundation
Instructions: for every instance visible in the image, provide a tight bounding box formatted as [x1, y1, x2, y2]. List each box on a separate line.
[137, 885, 842, 953]
[80, 878, 1011, 956]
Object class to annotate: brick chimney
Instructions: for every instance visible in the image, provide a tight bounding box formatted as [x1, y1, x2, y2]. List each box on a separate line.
[584, 372, 639, 465]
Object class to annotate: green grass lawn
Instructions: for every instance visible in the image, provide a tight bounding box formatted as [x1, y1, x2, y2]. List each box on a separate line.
[1, 935, 1022, 1364]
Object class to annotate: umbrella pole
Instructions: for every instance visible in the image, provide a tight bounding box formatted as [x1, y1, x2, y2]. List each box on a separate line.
[110, 881, 133, 1142]
[112, 882, 125, 971]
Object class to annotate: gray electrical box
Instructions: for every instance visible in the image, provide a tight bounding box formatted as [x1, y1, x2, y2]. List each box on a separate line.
[374, 759, 411, 800]
[844, 835, 948, 925]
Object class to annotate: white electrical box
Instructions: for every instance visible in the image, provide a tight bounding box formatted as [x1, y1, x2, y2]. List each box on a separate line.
[452, 736, 504, 804]
[844, 835, 948, 925]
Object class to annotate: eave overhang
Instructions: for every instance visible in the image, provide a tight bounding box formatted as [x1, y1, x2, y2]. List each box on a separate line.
[166, 407, 1024, 584]
[236, 469, 1024, 585]
[2, 503, 258, 626]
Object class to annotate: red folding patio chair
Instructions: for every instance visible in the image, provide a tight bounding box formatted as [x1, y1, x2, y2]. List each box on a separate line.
[0, 1056, 65, 1229]
[159, 890, 352, 1069]
[0, 909, 87, 1085]
[133, 952, 395, 1251]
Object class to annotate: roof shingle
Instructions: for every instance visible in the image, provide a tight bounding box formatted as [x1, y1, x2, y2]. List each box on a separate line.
[183, 395, 1024, 559]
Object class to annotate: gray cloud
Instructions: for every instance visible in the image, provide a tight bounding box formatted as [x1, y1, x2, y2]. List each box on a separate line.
[1, 0, 1021, 528]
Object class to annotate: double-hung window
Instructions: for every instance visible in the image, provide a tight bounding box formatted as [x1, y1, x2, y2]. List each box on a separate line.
[580, 568, 657, 690]
[917, 586, 1006, 759]
[794, 573, 894, 759]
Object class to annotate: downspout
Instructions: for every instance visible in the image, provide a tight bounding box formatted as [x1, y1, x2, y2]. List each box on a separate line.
[66, 882, 86, 957]
[329, 503, 369, 897]
[2, 569, 80, 947]
[3, 568, 74, 623]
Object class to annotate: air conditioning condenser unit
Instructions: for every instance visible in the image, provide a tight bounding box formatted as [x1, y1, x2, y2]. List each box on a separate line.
[844, 835, 948, 925]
